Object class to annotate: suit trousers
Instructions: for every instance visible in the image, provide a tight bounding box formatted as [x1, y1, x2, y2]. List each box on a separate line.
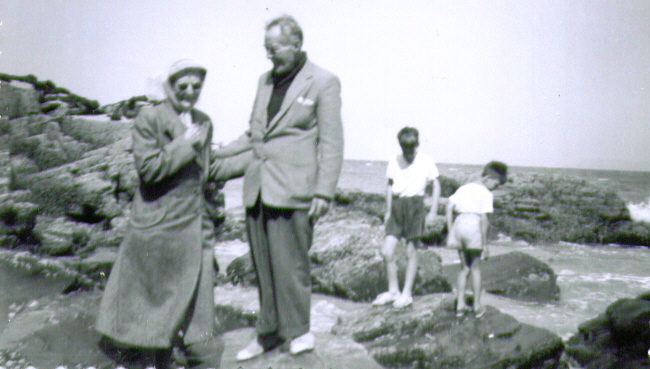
[246, 197, 313, 341]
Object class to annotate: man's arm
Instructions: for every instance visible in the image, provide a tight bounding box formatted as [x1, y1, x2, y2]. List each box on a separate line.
[309, 74, 344, 221]
[209, 150, 254, 182]
[313, 75, 344, 200]
[211, 131, 253, 159]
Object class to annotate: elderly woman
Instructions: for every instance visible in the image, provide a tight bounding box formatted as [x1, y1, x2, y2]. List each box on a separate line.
[96, 60, 249, 369]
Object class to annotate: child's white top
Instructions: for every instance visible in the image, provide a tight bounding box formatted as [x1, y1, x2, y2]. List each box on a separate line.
[449, 182, 493, 214]
[386, 152, 439, 197]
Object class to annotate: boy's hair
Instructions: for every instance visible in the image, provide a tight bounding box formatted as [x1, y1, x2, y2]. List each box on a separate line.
[482, 161, 508, 185]
[397, 127, 419, 146]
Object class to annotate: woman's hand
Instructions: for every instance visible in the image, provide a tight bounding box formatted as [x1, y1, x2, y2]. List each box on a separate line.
[184, 124, 204, 150]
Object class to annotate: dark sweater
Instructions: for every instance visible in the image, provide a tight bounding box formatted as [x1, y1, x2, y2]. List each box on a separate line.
[267, 52, 307, 124]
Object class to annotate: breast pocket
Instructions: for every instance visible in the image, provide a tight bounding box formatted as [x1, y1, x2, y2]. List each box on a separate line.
[290, 101, 316, 130]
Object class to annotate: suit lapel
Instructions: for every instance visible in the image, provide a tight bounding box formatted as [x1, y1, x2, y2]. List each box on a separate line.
[266, 61, 314, 132]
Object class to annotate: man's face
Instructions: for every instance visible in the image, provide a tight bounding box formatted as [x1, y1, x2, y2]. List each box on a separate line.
[265, 25, 300, 75]
[172, 73, 203, 111]
[400, 140, 418, 163]
[483, 175, 501, 190]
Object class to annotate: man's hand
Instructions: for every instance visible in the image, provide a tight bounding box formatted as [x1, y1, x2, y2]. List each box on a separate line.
[482, 248, 490, 260]
[308, 197, 330, 222]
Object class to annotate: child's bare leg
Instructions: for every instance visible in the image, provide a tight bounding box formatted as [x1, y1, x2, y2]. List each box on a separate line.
[401, 240, 418, 298]
[456, 251, 470, 311]
[382, 235, 400, 294]
[373, 235, 401, 305]
[470, 256, 483, 310]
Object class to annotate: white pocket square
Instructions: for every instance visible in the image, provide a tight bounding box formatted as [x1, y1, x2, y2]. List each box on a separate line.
[297, 96, 314, 106]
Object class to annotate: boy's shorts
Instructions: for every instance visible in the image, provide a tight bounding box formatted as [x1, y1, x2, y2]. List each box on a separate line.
[447, 213, 483, 251]
[385, 195, 425, 241]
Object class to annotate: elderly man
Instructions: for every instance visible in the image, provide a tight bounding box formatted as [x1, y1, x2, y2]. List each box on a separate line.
[221, 15, 344, 361]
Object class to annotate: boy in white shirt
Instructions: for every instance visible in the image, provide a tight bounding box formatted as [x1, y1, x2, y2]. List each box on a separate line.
[373, 127, 441, 308]
[446, 161, 508, 317]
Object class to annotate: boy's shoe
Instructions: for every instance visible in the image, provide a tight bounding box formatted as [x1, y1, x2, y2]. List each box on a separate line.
[474, 306, 487, 318]
[289, 332, 315, 355]
[456, 306, 471, 317]
[236, 339, 264, 361]
[372, 291, 399, 306]
[393, 294, 413, 308]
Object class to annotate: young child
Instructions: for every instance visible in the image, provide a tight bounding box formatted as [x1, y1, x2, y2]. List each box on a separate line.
[373, 127, 440, 308]
[446, 161, 508, 317]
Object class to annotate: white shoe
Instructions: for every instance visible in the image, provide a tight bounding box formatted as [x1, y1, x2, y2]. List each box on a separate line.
[393, 294, 413, 308]
[236, 338, 264, 361]
[289, 332, 315, 355]
[372, 291, 399, 306]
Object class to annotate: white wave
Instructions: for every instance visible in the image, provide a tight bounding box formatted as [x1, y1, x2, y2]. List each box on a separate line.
[627, 198, 650, 223]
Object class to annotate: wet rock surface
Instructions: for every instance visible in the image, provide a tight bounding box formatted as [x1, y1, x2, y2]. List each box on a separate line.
[442, 250, 561, 302]
[332, 294, 566, 369]
[565, 291, 650, 369]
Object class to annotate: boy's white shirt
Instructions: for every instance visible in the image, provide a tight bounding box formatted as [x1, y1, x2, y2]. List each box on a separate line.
[386, 152, 439, 197]
[449, 182, 494, 214]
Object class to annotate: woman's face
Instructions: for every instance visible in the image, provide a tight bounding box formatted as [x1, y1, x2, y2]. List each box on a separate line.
[171, 73, 203, 111]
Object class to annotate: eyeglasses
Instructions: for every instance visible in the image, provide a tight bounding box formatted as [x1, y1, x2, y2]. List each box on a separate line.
[176, 83, 202, 91]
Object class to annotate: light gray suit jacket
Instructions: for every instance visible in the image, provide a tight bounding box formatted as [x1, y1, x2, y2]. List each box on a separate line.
[224, 60, 344, 209]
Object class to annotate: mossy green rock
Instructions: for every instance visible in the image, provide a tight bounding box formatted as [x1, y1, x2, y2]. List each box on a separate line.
[565, 292, 650, 369]
[332, 294, 565, 369]
[492, 172, 632, 244]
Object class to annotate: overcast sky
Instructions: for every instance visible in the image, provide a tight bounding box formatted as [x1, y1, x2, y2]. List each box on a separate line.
[1, 0, 649, 171]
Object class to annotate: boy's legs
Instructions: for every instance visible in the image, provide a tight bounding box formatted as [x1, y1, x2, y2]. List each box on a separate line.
[394, 239, 418, 307]
[468, 252, 484, 313]
[456, 250, 471, 312]
[373, 235, 401, 305]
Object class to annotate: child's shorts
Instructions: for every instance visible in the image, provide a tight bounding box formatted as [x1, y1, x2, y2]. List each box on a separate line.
[447, 213, 483, 250]
[385, 195, 425, 241]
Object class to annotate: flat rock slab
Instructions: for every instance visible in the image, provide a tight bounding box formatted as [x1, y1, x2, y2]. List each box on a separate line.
[221, 327, 383, 369]
[333, 293, 565, 369]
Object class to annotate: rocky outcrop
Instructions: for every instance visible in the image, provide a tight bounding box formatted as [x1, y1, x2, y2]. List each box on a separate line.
[442, 251, 561, 302]
[332, 293, 566, 369]
[565, 291, 650, 369]
[2, 112, 227, 258]
[0, 80, 40, 119]
[492, 172, 634, 245]
[226, 205, 452, 301]
[0, 74, 100, 117]
[310, 207, 451, 301]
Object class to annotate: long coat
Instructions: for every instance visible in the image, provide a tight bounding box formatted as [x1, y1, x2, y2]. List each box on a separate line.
[95, 101, 248, 348]
[223, 60, 344, 209]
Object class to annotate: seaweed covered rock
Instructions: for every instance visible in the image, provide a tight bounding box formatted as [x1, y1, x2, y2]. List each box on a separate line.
[491, 172, 633, 244]
[0, 190, 39, 247]
[565, 291, 650, 369]
[32, 216, 97, 256]
[442, 251, 561, 302]
[332, 294, 566, 369]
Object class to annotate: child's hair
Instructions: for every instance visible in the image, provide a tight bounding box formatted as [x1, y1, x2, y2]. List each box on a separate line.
[482, 161, 508, 185]
[397, 127, 419, 146]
